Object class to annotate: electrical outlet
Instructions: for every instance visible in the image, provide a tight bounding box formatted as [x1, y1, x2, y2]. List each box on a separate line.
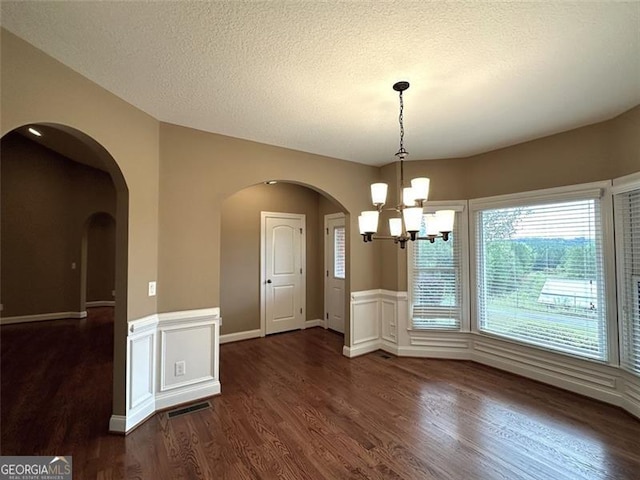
[112, 290, 116, 297]
[175, 360, 186, 377]
[148, 281, 156, 297]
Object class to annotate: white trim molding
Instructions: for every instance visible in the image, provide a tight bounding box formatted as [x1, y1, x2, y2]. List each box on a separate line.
[0, 310, 87, 325]
[622, 372, 640, 419]
[346, 290, 382, 358]
[305, 319, 324, 328]
[220, 329, 261, 344]
[112, 307, 221, 434]
[86, 301, 115, 308]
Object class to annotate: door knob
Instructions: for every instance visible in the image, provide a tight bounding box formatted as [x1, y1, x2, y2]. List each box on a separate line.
[267, 279, 272, 284]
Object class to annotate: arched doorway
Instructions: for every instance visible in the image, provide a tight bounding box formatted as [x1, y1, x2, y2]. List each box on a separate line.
[0, 123, 128, 452]
[220, 181, 349, 345]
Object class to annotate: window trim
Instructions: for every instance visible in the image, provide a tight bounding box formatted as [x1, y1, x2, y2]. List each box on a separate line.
[613, 171, 640, 376]
[469, 180, 618, 365]
[407, 200, 470, 333]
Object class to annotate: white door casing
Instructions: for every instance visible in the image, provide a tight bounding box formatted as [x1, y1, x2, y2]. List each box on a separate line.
[324, 213, 345, 333]
[261, 212, 305, 335]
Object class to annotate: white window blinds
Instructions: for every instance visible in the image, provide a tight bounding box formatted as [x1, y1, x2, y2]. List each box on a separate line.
[615, 189, 640, 375]
[476, 198, 608, 361]
[410, 213, 462, 330]
[333, 226, 345, 279]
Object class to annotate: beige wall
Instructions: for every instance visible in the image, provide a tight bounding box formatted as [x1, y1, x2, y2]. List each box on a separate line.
[158, 122, 382, 345]
[385, 106, 640, 291]
[87, 213, 116, 303]
[610, 105, 640, 175]
[221, 183, 329, 335]
[1, 29, 159, 321]
[1, 133, 116, 317]
[1, 29, 160, 415]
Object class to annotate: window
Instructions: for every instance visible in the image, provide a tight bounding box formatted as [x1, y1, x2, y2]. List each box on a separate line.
[333, 226, 345, 279]
[615, 188, 640, 375]
[409, 207, 465, 330]
[474, 192, 608, 361]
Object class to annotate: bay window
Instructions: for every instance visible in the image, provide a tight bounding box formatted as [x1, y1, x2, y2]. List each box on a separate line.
[473, 186, 609, 361]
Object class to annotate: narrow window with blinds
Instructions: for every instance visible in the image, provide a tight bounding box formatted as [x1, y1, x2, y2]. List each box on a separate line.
[615, 189, 640, 375]
[333, 226, 345, 279]
[476, 198, 608, 361]
[410, 213, 462, 330]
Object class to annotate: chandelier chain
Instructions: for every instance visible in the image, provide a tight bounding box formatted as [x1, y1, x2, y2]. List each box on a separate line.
[398, 90, 405, 154]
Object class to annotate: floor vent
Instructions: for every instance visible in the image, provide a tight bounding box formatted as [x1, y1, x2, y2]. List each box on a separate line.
[378, 353, 392, 359]
[167, 401, 211, 419]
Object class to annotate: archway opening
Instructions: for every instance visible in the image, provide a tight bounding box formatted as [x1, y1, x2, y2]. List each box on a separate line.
[220, 181, 349, 348]
[0, 123, 128, 453]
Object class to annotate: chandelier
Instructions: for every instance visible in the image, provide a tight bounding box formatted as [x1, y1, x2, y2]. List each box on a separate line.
[358, 81, 454, 249]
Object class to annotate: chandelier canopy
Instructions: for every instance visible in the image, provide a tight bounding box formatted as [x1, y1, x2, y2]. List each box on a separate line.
[359, 81, 454, 249]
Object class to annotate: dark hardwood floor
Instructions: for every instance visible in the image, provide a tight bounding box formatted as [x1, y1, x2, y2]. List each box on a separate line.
[2, 310, 640, 479]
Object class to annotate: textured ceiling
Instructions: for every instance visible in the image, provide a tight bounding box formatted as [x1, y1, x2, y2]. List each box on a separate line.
[2, 1, 639, 166]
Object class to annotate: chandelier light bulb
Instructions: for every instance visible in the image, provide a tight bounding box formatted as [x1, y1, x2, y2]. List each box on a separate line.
[402, 187, 417, 207]
[389, 217, 403, 237]
[411, 177, 430, 202]
[371, 183, 388, 206]
[360, 210, 379, 233]
[435, 209, 455, 233]
[424, 213, 439, 236]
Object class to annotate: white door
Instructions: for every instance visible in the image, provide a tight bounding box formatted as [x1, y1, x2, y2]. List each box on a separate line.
[325, 214, 345, 333]
[262, 212, 305, 335]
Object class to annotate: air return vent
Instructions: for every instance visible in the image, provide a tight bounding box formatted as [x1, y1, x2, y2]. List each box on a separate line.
[167, 401, 211, 419]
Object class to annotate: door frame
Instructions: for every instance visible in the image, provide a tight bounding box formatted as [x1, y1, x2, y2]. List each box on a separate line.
[324, 212, 346, 333]
[260, 211, 306, 337]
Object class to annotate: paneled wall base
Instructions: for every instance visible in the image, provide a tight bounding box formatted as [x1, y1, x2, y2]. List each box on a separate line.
[348, 290, 640, 421]
[110, 308, 221, 434]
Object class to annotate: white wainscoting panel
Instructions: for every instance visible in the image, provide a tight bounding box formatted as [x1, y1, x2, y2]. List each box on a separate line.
[124, 314, 157, 433]
[622, 372, 640, 419]
[472, 336, 620, 405]
[346, 290, 381, 357]
[401, 331, 472, 359]
[156, 309, 221, 410]
[380, 293, 398, 344]
[112, 308, 221, 434]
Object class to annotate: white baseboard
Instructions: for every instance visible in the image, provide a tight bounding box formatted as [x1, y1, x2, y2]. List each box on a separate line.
[108, 415, 127, 434]
[397, 345, 472, 360]
[343, 340, 380, 358]
[125, 395, 156, 433]
[0, 310, 87, 325]
[305, 319, 324, 328]
[220, 329, 261, 344]
[155, 380, 221, 411]
[86, 301, 115, 308]
[380, 341, 400, 356]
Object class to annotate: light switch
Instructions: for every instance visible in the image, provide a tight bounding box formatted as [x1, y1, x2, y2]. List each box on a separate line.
[148, 281, 156, 296]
